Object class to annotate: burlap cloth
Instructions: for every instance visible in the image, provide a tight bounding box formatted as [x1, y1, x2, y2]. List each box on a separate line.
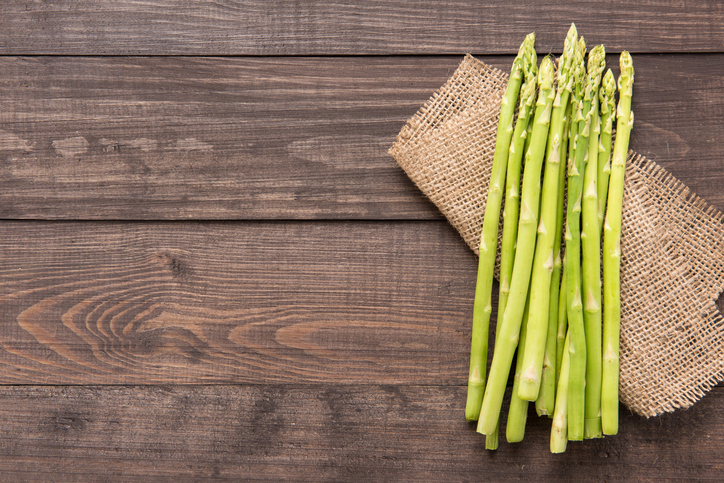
[389, 55, 724, 417]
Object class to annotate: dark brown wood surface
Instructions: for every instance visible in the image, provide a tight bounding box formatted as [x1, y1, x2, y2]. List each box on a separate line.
[2, 1, 723, 54]
[0, 220, 474, 385]
[1, 54, 723, 220]
[1, 2, 723, 481]
[0, 384, 722, 482]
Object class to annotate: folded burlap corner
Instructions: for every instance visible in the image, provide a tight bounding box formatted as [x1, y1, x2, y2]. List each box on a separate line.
[390, 54, 724, 417]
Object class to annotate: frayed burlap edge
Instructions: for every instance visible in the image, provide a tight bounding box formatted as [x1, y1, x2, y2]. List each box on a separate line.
[620, 154, 724, 416]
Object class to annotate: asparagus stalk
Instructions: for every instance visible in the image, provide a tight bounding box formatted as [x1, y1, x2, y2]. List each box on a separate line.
[466, 33, 536, 422]
[497, 71, 538, 374]
[507, 287, 532, 443]
[487, 295, 503, 449]
[524, 115, 534, 153]
[550, 330, 572, 453]
[476, 56, 555, 436]
[565, 37, 588, 441]
[556, 102, 577, 383]
[597, 69, 617, 233]
[555, 254, 568, 383]
[487, 315, 504, 450]
[536, 88, 571, 417]
[518, 23, 578, 403]
[581, 45, 606, 440]
[486, 75, 538, 451]
[602, 52, 634, 436]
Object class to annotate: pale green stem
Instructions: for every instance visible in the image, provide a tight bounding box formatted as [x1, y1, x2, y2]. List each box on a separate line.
[550, 331, 571, 453]
[507, 287, 532, 443]
[466, 34, 534, 422]
[555, 104, 577, 383]
[496, 79, 537, 371]
[582, 93, 603, 440]
[486, 79, 537, 450]
[536, 92, 572, 417]
[518, 26, 578, 403]
[555, 256, 568, 384]
[565, 37, 589, 442]
[602, 52, 634, 436]
[597, 69, 617, 234]
[476, 56, 555, 436]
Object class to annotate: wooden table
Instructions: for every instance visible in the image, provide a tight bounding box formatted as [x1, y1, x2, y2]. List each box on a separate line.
[0, 2, 723, 480]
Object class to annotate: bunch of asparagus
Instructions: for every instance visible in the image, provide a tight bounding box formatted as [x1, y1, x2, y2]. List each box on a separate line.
[465, 23, 634, 453]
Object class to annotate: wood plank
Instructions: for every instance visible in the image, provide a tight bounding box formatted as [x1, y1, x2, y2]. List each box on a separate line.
[0, 55, 443, 220]
[1, 1, 723, 55]
[0, 383, 721, 481]
[1, 54, 723, 220]
[0, 220, 479, 385]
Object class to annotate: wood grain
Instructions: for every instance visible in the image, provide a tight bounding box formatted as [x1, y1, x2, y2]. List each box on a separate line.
[1, 3, 723, 477]
[1, 55, 723, 220]
[1, 1, 723, 55]
[0, 384, 720, 481]
[0, 220, 479, 385]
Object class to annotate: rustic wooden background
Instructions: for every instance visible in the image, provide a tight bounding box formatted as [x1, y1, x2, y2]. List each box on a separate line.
[0, 1, 723, 481]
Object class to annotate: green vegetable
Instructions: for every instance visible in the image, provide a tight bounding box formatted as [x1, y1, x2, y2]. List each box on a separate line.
[496, 67, 538, 396]
[506, 287, 532, 443]
[555, 102, 576, 385]
[476, 55, 555, 436]
[486, 74, 538, 450]
[581, 45, 606, 440]
[602, 51, 634, 436]
[550, 330, 572, 453]
[536, 83, 571, 417]
[565, 37, 589, 441]
[518, 23, 578, 404]
[597, 69, 617, 232]
[466, 32, 536, 422]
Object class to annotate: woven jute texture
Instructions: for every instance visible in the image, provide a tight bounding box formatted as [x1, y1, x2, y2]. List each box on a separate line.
[389, 54, 724, 417]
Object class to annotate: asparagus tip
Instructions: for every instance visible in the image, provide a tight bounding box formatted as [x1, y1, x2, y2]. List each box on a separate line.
[585, 45, 607, 99]
[618, 51, 635, 93]
[600, 69, 617, 117]
[577, 36, 587, 56]
[538, 56, 555, 92]
[567, 22, 577, 38]
[518, 32, 538, 81]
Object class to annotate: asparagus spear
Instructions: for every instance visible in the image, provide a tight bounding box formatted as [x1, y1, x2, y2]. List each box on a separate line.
[536, 87, 571, 417]
[556, 102, 577, 384]
[602, 52, 634, 436]
[476, 56, 555, 436]
[581, 45, 606, 440]
[518, 23, 578, 403]
[466, 33, 536, 422]
[565, 37, 588, 441]
[496, 72, 538, 381]
[550, 330, 572, 453]
[597, 69, 617, 233]
[507, 287, 532, 443]
[486, 75, 538, 451]
[555, 254, 568, 383]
